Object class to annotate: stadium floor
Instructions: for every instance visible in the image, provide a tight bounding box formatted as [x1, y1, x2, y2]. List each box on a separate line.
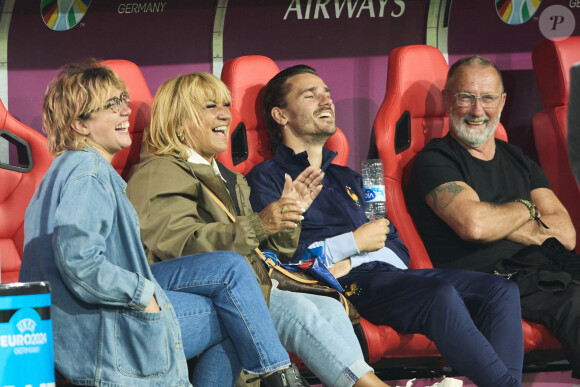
[308, 370, 580, 386]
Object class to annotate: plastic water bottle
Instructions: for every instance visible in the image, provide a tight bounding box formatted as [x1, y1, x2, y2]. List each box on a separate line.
[361, 159, 386, 220]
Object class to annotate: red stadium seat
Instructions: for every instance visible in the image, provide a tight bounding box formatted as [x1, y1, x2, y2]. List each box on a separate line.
[218, 55, 349, 174]
[0, 98, 53, 283]
[372, 44, 560, 356]
[102, 59, 154, 181]
[532, 37, 580, 253]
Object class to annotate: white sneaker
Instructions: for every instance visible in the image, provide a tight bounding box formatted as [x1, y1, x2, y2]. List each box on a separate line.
[431, 378, 463, 387]
[397, 377, 463, 387]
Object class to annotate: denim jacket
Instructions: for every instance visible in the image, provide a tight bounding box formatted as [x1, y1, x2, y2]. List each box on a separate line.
[20, 147, 190, 386]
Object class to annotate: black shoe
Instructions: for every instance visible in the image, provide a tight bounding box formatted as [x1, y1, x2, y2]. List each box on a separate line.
[261, 364, 310, 387]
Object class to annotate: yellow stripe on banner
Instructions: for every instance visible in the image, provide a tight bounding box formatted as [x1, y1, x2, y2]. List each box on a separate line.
[502, 2, 513, 22]
[76, 0, 88, 14]
[47, 10, 58, 28]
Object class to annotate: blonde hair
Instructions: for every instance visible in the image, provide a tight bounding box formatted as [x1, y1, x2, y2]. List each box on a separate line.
[147, 72, 231, 159]
[43, 59, 126, 155]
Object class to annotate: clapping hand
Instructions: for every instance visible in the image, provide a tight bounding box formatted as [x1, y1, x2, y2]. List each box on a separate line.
[258, 168, 323, 235]
[283, 166, 324, 211]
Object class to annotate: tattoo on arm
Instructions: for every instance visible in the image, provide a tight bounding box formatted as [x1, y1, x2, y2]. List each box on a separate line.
[429, 182, 466, 210]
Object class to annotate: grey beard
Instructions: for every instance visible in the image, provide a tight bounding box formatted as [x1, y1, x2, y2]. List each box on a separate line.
[450, 114, 499, 148]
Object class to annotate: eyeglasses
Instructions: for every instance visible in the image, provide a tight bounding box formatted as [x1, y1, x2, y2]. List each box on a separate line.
[79, 91, 130, 119]
[96, 91, 130, 113]
[453, 92, 503, 108]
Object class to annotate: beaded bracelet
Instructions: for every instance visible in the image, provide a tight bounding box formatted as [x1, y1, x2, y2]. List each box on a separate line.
[514, 199, 549, 229]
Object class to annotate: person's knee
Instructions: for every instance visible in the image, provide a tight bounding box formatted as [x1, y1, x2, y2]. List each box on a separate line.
[502, 278, 520, 300]
[429, 281, 462, 310]
[487, 276, 521, 307]
[311, 295, 350, 324]
[219, 251, 253, 275]
[270, 291, 323, 325]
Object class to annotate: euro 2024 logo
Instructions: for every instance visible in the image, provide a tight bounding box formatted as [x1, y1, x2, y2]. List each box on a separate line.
[41, 0, 91, 31]
[16, 318, 36, 334]
[496, 0, 576, 41]
[496, 0, 542, 25]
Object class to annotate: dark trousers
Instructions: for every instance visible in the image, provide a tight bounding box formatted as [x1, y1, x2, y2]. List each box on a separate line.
[339, 262, 523, 387]
[497, 237, 580, 378]
[520, 284, 580, 378]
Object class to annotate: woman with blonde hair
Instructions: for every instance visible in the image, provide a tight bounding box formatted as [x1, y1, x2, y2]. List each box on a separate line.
[127, 72, 388, 387]
[20, 60, 305, 387]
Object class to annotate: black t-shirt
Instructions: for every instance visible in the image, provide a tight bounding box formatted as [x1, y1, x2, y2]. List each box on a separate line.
[405, 134, 551, 272]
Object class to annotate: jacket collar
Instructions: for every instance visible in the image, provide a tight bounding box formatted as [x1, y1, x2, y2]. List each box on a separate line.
[84, 146, 127, 191]
[274, 144, 337, 172]
[141, 152, 232, 183]
[138, 152, 239, 212]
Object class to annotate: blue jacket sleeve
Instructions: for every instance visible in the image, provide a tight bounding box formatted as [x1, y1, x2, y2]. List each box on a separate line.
[54, 174, 155, 310]
[385, 221, 410, 267]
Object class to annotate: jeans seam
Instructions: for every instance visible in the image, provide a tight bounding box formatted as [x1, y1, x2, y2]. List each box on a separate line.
[225, 282, 269, 371]
[170, 281, 288, 374]
[271, 301, 351, 384]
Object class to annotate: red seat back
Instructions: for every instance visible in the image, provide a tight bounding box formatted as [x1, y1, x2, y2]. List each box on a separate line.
[0, 98, 53, 283]
[104, 60, 153, 181]
[373, 45, 507, 269]
[219, 55, 349, 174]
[532, 37, 580, 251]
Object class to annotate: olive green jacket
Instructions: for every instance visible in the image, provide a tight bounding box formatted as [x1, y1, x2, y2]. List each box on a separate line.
[126, 153, 301, 303]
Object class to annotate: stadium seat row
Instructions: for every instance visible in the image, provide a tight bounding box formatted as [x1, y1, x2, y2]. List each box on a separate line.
[1, 41, 577, 372]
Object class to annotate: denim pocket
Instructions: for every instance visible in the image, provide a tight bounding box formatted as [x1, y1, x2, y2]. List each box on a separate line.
[115, 308, 170, 378]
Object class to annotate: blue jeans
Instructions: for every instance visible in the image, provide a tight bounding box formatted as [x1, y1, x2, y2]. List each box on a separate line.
[150, 251, 291, 386]
[340, 263, 523, 387]
[269, 288, 373, 387]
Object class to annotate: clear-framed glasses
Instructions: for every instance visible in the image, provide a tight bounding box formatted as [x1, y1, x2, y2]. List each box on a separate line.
[97, 91, 130, 113]
[79, 91, 130, 119]
[454, 92, 503, 108]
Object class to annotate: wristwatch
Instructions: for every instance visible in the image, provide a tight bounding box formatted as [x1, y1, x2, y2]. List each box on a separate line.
[514, 199, 549, 229]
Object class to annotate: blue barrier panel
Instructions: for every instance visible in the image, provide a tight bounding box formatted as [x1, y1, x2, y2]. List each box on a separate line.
[0, 282, 54, 387]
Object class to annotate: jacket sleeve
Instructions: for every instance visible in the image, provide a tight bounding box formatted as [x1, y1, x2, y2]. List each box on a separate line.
[128, 159, 279, 260]
[54, 174, 155, 310]
[385, 221, 411, 267]
[244, 167, 301, 261]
